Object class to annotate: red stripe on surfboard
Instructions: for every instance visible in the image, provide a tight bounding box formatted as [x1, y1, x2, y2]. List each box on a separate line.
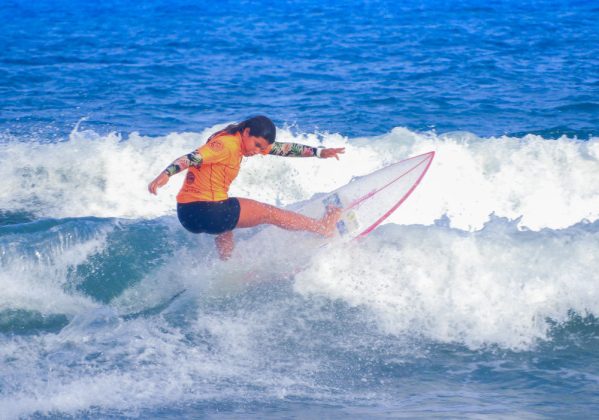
[353, 151, 434, 239]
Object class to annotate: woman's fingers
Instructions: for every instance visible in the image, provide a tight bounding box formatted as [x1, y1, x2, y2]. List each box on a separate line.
[321, 147, 345, 159]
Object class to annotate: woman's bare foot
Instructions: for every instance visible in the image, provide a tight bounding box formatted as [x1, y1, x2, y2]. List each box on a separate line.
[320, 206, 342, 237]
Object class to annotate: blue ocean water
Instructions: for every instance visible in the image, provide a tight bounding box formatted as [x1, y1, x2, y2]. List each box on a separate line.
[1, 0, 599, 418]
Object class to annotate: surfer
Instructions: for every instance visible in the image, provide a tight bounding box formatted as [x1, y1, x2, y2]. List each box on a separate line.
[148, 116, 345, 259]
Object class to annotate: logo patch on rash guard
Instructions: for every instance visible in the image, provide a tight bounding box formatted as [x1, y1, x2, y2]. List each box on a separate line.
[185, 171, 195, 184]
[209, 140, 224, 152]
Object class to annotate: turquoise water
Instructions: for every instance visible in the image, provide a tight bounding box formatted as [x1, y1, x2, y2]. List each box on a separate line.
[1, 0, 599, 418]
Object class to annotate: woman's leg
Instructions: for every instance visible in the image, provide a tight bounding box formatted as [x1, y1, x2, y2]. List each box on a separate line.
[215, 230, 234, 260]
[236, 198, 340, 236]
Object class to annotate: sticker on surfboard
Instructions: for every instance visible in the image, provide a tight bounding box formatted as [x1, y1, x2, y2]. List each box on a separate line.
[322, 192, 359, 236]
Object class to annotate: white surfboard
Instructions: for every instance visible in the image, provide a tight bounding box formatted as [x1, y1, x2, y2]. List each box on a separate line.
[299, 151, 435, 240]
[223, 151, 435, 282]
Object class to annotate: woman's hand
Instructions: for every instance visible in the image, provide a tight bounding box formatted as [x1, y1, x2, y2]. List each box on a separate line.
[148, 171, 169, 195]
[319, 147, 345, 160]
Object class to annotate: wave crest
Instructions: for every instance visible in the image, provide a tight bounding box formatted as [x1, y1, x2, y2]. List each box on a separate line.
[0, 125, 597, 230]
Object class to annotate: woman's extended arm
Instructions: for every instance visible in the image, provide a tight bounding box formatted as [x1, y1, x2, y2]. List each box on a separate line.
[164, 150, 204, 176]
[148, 150, 204, 195]
[269, 143, 345, 159]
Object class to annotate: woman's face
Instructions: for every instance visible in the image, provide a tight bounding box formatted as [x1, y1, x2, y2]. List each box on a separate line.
[241, 128, 270, 156]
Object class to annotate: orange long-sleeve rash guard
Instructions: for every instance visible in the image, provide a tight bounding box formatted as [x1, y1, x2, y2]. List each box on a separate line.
[177, 132, 243, 203]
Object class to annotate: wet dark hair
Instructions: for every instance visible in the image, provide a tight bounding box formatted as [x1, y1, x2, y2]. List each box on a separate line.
[211, 115, 277, 144]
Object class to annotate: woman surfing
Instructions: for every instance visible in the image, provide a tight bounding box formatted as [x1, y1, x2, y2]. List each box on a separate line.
[148, 116, 345, 259]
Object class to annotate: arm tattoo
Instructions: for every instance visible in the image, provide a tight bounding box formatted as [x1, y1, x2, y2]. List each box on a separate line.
[268, 142, 317, 157]
[164, 151, 203, 176]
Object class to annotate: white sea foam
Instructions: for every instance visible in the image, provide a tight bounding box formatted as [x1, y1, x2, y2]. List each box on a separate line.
[1, 219, 598, 417]
[0, 298, 327, 419]
[0, 125, 597, 230]
[0, 220, 110, 316]
[295, 219, 599, 350]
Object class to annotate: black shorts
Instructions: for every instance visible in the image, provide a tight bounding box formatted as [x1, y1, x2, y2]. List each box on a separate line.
[177, 198, 241, 235]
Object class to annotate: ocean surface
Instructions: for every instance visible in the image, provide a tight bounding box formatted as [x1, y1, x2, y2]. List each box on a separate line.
[1, 0, 599, 418]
